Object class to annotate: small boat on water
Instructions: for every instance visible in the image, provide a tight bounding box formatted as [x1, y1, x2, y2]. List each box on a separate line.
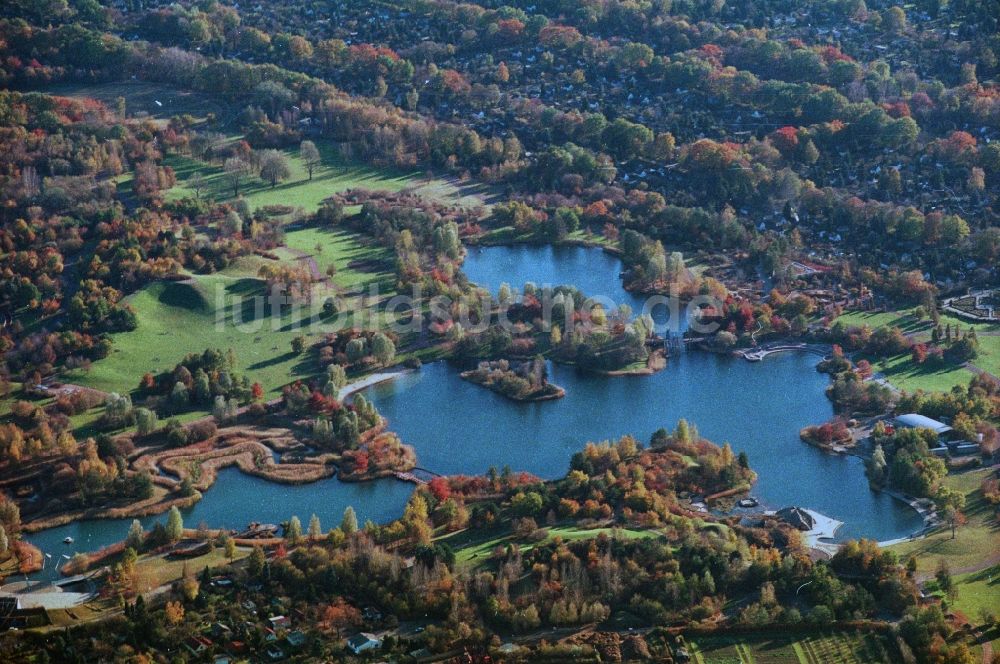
[63, 537, 74, 544]
[738, 497, 759, 508]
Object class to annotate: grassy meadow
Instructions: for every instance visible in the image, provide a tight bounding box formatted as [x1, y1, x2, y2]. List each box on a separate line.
[163, 140, 489, 213]
[65, 268, 355, 397]
[275, 225, 395, 294]
[442, 524, 661, 569]
[833, 308, 999, 392]
[887, 468, 1000, 576]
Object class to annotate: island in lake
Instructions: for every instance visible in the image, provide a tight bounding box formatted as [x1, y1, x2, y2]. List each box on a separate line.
[460, 357, 566, 402]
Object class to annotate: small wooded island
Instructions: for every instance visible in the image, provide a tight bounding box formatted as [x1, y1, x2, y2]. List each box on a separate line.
[460, 357, 566, 402]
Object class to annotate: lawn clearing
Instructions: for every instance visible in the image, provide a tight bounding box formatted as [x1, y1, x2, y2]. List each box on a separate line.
[971, 334, 1000, 378]
[134, 546, 248, 593]
[165, 140, 488, 212]
[445, 523, 661, 568]
[62, 222, 405, 398]
[834, 308, 999, 392]
[45, 597, 118, 628]
[887, 468, 1000, 576]
[834, 310, 931, 335]
[875, 353, 977, 393]
[945, 565, 1000, 622]
[42, 81, 228, 126]
[64, 272, 346, 397]
[835, 309, 997, 337]
[275, 225, 395, 294]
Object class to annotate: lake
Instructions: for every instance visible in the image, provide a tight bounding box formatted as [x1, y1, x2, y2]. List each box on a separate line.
[429, 244, 919, 540]
[363, 357, 920, 542]
[21, 244, 921, 581]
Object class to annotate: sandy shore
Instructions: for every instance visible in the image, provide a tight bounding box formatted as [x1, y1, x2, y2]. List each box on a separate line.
[338, 369, 411, 401]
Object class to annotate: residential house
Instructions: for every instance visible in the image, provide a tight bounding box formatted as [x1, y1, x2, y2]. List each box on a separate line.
[347, 632, 382, 655]
[268, 615, 291, 630]
[184, 636, 213, 656]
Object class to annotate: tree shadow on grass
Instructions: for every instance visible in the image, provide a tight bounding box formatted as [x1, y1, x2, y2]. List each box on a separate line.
[225, 278, 264, 297]
[247, 351, 298, 371]
[964, 564, 1000, 584]
[157, 281, 209, 313]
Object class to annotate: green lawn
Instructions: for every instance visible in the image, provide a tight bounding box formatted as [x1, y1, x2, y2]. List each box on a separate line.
[275, 225, 395, 294]
[834, 310, 931, 335]
[875, 353, 977, 393]
[836, 309, 996, 337]
[973, 335, 1000, 377]
[164, 141, 487, 213]
[887, 469, 1000, 576]
[61, 217, 409, 397]
[134, 546, 249, 592]
[833, 308, 999, 392]
[948, 565, 1000, 622]
[65, 271, 342, 396]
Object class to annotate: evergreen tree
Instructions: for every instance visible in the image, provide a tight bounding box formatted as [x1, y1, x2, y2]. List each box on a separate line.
[325, 364, 348, 392]
[248, 546, 266, 577]
[135, 407, 158, 435]
[372, 333, 396, 366]
[194, 369, 211, 404]
[675, 419, 691, 444]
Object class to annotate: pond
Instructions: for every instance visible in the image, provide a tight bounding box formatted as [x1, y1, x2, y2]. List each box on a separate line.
[22, 471, 414, 583]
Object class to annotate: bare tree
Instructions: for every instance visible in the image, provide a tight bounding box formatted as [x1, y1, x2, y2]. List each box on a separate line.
[188, 171, 204, 199]
[259, 150, 291, 188]
[300, 140, 321, 180]
[224, 157, 250, 197]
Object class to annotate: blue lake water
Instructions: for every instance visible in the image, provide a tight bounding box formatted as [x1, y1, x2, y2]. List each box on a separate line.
[23, 471, 414, 582]
[363, 357, 921, 542]
[410, 244, 919, 541]
[464, 244, 689, 331]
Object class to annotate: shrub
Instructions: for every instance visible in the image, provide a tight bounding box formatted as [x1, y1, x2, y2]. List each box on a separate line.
[187, 421, 217, 442]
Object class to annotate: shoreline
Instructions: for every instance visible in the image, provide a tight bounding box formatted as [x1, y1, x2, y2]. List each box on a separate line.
[16, 347, 930, 571]
[338, 368, 412, 401]
[17, 371, 416, 544]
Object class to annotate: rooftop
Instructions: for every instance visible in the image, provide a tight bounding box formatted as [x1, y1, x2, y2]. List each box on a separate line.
[894, 413, 952, 435]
